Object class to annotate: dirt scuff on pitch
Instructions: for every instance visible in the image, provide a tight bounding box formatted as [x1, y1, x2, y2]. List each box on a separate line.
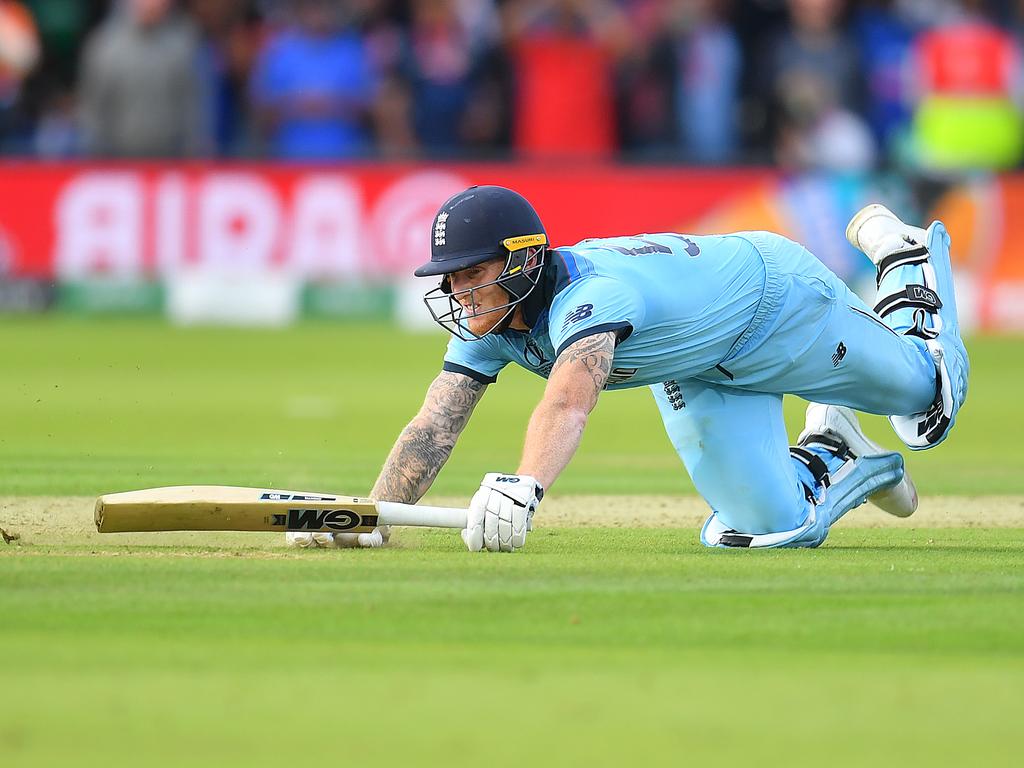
[0, 495, 1021, 551]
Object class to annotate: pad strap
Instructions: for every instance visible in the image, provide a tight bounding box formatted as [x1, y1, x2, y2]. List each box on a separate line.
[874, 284, 943, 318]
[904, 309, 940, 341]
[789, 446, 831, 490]
[797, 432, 857, 460]
[876, 245, 929, 287]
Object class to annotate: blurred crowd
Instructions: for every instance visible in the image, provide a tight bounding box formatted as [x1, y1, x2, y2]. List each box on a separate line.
[1, 0, 1023, 171]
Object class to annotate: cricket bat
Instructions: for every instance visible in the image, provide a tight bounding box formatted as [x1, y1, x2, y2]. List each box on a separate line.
[95, 485, 469, 534]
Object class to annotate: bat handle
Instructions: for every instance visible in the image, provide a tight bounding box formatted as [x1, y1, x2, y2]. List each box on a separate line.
[375, 501, 468, 530]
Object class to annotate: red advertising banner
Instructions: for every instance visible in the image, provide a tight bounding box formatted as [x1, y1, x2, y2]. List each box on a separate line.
[1, 162, 1022, 329]
[0, 163, 770, 281]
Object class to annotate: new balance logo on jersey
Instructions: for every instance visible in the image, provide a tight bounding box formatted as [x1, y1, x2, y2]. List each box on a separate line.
[562, 304, 594, 330]
[832, 342, 847, 367]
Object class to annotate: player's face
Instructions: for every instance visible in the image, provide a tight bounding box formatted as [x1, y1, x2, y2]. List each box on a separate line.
[448, 258, 513, 336]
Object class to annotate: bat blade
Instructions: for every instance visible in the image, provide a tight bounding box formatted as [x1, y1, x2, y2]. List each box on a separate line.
[95, 485, 380, 533]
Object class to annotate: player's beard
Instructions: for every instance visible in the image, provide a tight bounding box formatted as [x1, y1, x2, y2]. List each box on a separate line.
[465, 289, 517, 336]
[465, 305, 513, 337]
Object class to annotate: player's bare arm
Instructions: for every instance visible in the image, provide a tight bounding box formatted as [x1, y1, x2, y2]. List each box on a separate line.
[517, 330, 617, 490]
[371, 370, 487, 504]
[460, 330, 617, 553]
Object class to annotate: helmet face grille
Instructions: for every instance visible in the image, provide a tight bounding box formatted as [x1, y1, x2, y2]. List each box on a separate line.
[422, 246, 547, 340]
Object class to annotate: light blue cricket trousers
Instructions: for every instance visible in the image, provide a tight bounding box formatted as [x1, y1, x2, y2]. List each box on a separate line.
[651, 232, 937, 535]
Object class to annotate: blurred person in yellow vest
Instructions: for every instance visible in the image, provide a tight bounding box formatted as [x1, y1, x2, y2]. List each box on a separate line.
[910, 0, 1023, 171]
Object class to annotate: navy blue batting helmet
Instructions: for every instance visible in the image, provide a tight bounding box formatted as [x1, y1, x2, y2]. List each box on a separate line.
[415, 185, 547, 277]
[417, 186, 549, 340]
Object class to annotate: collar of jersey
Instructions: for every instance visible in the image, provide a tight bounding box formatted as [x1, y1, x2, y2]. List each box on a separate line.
[513, 248, 574, 332]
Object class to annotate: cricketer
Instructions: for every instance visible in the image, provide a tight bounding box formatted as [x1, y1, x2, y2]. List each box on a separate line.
[289, 185, 969, 551]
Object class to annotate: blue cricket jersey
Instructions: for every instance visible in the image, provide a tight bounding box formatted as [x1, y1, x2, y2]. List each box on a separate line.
[443, 233, 767, 390]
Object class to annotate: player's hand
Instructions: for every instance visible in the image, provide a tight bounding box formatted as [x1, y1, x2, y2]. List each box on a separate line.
[286, 532, 335, 548]
[461, 473, 543, 553]
[334, 525, 391, 549]
[285, 526, 391, 549]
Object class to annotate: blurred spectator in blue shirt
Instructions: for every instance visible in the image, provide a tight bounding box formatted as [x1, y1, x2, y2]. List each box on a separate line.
[403, 0, 480, 152]
[190, 0, 261, 156]
[851, 0, 915, 156]
[675, 0, 742, 163]
[251, 0, 375, 159]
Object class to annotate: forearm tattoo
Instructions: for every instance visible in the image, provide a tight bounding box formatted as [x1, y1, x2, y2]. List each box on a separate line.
[549, 331, 616, 401]
[370, 371, 486, 503]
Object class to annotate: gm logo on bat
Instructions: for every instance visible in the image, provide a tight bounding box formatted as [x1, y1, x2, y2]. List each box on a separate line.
[271, 509, 379, 531]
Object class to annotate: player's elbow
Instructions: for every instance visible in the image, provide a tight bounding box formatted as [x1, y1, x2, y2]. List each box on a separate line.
[540, 393, 593, 430]
[545, 375, 603, 417]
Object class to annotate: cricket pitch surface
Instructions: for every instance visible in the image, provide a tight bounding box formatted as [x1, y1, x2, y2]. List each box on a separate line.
[2, 494, 1024, 551]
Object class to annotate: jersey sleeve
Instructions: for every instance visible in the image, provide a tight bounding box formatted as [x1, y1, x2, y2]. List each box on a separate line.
[548, 276, 646, 357]
[442, 334, 509, 384]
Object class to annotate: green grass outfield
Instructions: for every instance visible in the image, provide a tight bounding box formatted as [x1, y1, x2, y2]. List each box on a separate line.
[1, 317, 1021, 496]
[2, 318, 1024, 767]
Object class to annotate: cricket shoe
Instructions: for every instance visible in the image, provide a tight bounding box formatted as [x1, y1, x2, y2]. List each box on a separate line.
[798, 403, 918, 517]
[285, 532, 335, 548]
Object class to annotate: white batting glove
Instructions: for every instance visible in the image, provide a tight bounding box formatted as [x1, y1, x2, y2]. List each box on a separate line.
[285, 532, 335, 549]
[334, 525, 391, 549]
[285, 525, 391, 550]
[461, 473, 543, 553]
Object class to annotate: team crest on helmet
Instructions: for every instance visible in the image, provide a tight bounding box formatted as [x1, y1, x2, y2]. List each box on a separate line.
[434, 211, 449, 247]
